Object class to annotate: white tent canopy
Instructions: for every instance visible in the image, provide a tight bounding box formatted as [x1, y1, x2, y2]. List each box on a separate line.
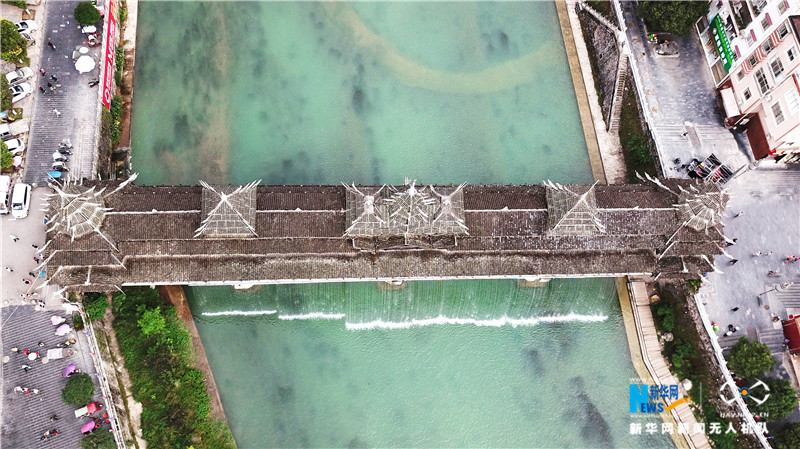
[74, 55, 95, 73]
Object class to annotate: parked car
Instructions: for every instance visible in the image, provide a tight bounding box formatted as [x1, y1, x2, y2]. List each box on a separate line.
[11, 182, 31, 219]
[15, 20, 38, 34]
[0, 175, 11, 215]
[4, 67, 34, 85]
[20, 32, 35, 46]
[4, 138, 25, 155]
[10, 83, 32, 103]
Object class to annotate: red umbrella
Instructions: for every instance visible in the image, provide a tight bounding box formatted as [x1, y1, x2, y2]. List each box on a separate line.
[86, 402, 99, 414]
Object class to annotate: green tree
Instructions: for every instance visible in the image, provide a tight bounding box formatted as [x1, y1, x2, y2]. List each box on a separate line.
[1, 19, 28, 64]
[638, 1, 708, 36]
[727, 337, 776, 379]
[74, 2, 101, 26]
[774, 422, 800, 449]
[1, 141, 12, 170]
[1, 74, 10, 111]
[80, 429, 116, 449]
[138, 306, 166, 336]
[83, 293, 110, 322]
[61, 373, 96, 405]
[751, 377, 799, 421]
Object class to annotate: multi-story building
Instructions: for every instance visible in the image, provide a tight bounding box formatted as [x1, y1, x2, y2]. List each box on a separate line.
[696, 1, 800, 161]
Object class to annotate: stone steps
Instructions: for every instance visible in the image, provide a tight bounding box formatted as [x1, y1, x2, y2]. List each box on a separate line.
[608, 54, 628, 132]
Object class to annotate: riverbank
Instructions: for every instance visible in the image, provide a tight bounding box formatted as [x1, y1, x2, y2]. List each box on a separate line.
[158, 285, 229, 426]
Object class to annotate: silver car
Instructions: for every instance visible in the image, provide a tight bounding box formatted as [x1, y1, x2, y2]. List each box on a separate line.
[4, 67, 34, 85]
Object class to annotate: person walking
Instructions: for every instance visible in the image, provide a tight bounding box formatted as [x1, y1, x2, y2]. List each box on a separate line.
[729, 259, 739, 265]
[50, 74, 58, 81]
[47, 39, 55, 49]
[4, 267, 12, 272]
[53, 109, 61, 117]
[734, 211, 744, 218]
[38, 86, 45, 93]
[732, 307, 740, 312]
[752, 251, 762, 257]
[22, 279, 31, 285]
[40, 68, 45, 76]
[10, 234, 19, 242]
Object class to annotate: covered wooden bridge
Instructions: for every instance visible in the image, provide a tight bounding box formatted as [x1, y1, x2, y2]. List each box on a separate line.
[41, 176, 730, 292]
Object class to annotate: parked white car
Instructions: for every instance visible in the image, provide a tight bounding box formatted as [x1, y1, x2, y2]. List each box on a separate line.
[15, 20, 38, 34]
[4, 67, 34, 85]
[11, 182, 31, 219]
[9, 83, 32, 103]
[4, 138, 25, 155]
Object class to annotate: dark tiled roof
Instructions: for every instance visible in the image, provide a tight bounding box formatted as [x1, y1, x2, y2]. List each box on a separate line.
[45, 181, 727, 291]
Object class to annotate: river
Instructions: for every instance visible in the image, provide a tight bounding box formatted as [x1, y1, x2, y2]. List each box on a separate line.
[130, 2, 672, 447]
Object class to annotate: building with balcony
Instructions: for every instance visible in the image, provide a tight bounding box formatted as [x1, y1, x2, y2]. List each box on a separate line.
[696, 1, 800, 161]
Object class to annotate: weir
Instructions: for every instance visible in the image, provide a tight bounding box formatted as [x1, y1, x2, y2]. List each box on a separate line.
[41, 177, 729, 293]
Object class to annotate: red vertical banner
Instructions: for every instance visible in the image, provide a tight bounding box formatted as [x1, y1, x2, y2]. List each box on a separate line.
[102, 0, 118, 110]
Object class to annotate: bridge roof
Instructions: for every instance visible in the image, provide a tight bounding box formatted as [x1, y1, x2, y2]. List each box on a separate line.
[43, 180, 728, 292]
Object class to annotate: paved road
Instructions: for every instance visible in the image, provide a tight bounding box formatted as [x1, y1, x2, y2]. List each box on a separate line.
[1, 305, 99, 449]
[618, 1, 753, 177]
[23, 0, 103, 186]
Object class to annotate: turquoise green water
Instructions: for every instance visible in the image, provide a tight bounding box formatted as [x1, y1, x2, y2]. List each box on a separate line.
[131, 2, 672, 448]
[131, 1, 591, 185]
[189, 280, 670, 448]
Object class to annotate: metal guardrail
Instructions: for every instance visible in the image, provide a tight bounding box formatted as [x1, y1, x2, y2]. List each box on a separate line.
[80, 306, 127, 449]
[693, 295, 773, 449]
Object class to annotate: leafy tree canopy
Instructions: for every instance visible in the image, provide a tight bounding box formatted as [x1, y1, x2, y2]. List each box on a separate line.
[61, 373, 96, 406]
[775, 422, 800, 449]
[74, 2, 101, 26]
[751, 377, 799, 422]
[138, 306, 166, 336]
[1, 19, 27, 64]
[728, 337, 776, 379]
[638, 1, 708, 36]
[80, 428, 116, 449]
[83, 293, 110, 322]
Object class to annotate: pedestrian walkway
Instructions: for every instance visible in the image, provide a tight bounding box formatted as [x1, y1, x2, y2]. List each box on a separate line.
[614, 1, 753, 176]
[23, 0, 102, 186]
[1, 305, 97, 449]
[627, 280, 710, 449]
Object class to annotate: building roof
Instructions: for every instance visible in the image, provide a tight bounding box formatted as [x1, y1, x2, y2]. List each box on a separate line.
[783, 317, 800, 355]
[44, 179, 728, 291]
[195, 181, 258, 237]
[545, 181, 605, 236]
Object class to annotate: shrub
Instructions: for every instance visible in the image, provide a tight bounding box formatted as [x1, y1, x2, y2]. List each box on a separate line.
[61, 373, 96, 406]
[638, 1, 708, 36]
[80, 429, 116, 449]
[74, 2, 101, 26]
[0, 74, 9, 111]
[73, 312, 85, 331]
[83, 293, 110, 322]
[751, 377, 799, 421]
[1, 19, 28, 64]
[1, 141, 12, 171]
[112, 287, 235, 448]
[2, 1, 29, 9]
[727, 337, 776, 380]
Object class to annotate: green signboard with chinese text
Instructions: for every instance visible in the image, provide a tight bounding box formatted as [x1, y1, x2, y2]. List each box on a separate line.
[711, 15, 735, 72]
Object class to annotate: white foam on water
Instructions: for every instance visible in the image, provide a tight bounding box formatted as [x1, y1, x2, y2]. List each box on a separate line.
[345, 313, 608, 330]
[279, 313, 347, 321]
[202, 310, 277, 317]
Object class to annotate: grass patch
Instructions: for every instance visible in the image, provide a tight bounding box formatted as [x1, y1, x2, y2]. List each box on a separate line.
[618, 85, 658, 182]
